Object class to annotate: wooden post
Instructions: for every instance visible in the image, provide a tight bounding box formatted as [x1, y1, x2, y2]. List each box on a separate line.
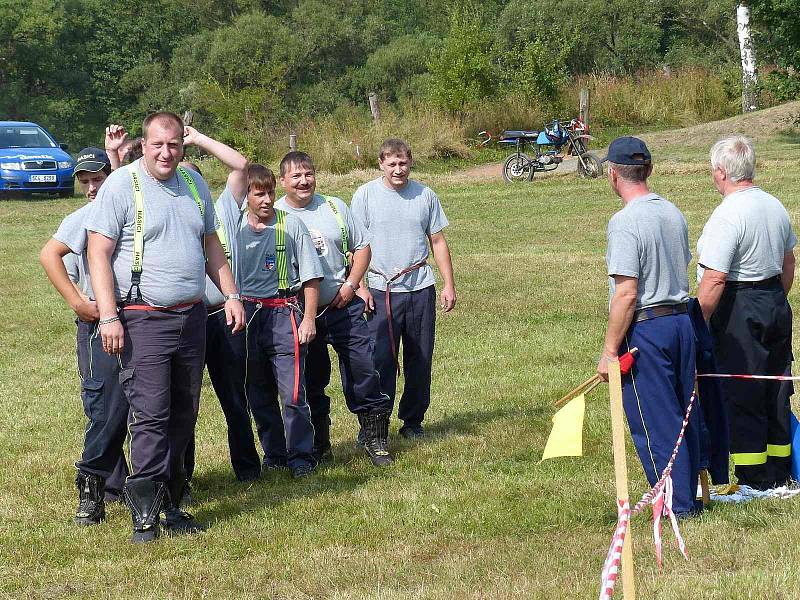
[289, 132, 297, 152]
[608, 359, 636, 599]
[368, 92, 381, 124]
[579, 88, 590, 127]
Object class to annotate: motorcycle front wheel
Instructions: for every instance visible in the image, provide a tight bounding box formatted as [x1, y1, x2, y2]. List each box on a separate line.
[503, 153, 534, 182]
[576, 152, 603, 179]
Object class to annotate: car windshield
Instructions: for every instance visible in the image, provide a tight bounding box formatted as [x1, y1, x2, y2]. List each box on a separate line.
[0, 126, 57, 149]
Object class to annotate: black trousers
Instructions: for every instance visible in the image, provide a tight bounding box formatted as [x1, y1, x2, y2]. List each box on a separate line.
[206, 307, 262, 479]
[119, 303, 206, 484]
[710, 281, 793, 489]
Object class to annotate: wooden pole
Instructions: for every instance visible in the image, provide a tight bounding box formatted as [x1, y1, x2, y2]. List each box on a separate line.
[608, 359, 636, 599]
[579, 88, 590, 127]
[368, 92, 381, 124]
[289, 132, 297, 152]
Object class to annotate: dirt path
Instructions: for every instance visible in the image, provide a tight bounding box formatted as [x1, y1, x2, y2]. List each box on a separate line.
[457, 155, 588, 182]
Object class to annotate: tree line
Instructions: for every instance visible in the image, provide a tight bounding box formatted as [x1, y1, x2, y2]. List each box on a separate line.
[2, 0, 798, 155]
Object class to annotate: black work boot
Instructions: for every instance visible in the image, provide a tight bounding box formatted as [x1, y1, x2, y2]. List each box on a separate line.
[75, 472, 106, 526]
[359, 411, 394, 467]
[124, 479, 166, 543]
[161, 478, 206, 536]
[312, 412, 334, 464]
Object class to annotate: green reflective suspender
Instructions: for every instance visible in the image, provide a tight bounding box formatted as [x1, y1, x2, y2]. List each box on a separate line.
[215, 206, 231, 265]
[321, 195, 349, 255]
[126, 164, 205, 302]
[275, 209, 289, 294]
[128, 165, 146, 302]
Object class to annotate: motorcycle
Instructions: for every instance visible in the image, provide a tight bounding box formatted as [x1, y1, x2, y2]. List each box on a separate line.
[498, 117, 602, 182]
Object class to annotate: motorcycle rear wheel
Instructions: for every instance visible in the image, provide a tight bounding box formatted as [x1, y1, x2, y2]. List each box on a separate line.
[576, 152, 603, 179]
[503, 153, 534, 182]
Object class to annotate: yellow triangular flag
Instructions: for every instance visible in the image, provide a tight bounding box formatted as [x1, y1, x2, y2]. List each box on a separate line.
[540, 394, 585, 461]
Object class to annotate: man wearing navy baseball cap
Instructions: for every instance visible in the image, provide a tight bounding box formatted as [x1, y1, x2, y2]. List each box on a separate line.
[40, 141, 131, 526]
[596, 136, 704, 517]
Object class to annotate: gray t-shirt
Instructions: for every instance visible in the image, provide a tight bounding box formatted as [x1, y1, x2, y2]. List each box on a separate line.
[351, 177, 449, 292]
[204, 186, 246, 307]
[86, 159, 216, 307]
[275, 193, 369, 305]
[236, 211, 323, 298]
[606, 193, 691, 309]
[697, 186, 797, 282]
[54, 202, 93, 298]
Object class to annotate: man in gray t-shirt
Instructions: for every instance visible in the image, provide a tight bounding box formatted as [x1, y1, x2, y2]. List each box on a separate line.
[697, 136, 796, 490]
[40, 146, 130, 524]
[276, 151, 393, 467]
[86, 111, 245, 543]
[597, 137, 701, 517]
[351, 139, 456, 439]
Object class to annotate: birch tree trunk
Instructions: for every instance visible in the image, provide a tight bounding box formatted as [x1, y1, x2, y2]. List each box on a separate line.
[737, 1, 758, 112]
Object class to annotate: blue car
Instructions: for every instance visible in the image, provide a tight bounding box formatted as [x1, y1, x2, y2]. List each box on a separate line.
[0, 121, 75, 197]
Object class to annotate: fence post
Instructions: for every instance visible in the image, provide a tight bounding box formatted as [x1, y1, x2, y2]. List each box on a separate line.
[368, 92, 381, 124]
[579, 88, 590, 127]
[289, 131, 297, 152]
[609, 359, 636, 599]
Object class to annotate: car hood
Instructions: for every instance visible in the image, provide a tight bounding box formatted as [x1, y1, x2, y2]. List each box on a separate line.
[0, 147, 72, 162]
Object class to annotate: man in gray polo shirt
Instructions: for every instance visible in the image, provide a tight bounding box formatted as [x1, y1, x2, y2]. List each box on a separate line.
[697, 135, 796, 490]
[351, 138, 456, 439]
[597, 136, 702, 516]
[276, 151, 393, 467]
[87, 111, 245, 543]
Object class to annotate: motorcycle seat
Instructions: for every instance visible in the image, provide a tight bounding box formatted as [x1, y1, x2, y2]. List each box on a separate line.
[501, 130, 539, 140]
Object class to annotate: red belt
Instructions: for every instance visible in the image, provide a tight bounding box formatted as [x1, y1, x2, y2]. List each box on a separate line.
[123, 300, 200, 312]
[242, 295, 296, 307]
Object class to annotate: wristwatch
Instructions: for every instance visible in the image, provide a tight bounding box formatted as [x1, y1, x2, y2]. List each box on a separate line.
[343, 280, 360, 292]
[224, 293, 241, 301]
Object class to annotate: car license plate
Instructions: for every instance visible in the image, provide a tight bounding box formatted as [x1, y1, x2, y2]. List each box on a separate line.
[29, 174, 56, 182]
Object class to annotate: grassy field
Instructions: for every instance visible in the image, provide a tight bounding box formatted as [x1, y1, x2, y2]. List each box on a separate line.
[2, 109, 800, 599]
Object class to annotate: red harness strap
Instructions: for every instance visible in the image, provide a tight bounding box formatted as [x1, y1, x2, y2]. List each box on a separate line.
[289, 309, 301, 405]
[123, 301, 200, 311]
[369, 260, 428, 375]
[242, 295, 295, 308]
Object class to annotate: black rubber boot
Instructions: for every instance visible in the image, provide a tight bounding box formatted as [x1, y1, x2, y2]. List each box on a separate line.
[75, 472, 106, 526]
[359, 411, 394, 467]
[161, 479, 205, 536]
[124, 479, 166, 543]
[312, 412, 333, 464]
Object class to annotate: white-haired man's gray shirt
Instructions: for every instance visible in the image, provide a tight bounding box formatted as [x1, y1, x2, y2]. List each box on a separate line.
[606, 193, 691, 309]
[697, 186, 797, 282]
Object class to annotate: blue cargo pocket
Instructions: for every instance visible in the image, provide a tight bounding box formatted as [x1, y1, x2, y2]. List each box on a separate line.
[81, 379, 105, 421]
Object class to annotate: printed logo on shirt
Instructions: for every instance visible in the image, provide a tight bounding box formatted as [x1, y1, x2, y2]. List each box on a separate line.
[246, 241, 259, 249]
[309, 228, 328, 257]
[263, 254, 276, 271]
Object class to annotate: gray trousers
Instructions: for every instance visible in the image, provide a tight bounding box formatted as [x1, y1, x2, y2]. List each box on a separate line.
[119, 303, 206, 483]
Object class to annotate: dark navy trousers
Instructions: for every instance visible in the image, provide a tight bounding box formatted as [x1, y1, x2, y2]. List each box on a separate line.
[368, 285, 436, 429]
[710, 282, 793, 489]
[244, 302, 315, 470]
[307, 296, 391, 422]
[119, 303, 206, 484]
[620, 313, 702, 516]
[75, 319, 129, 497]
[206, 307, 262, 479]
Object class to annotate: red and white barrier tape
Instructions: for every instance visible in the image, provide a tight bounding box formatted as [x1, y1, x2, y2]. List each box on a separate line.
[599, 390, 696, 598]
[599, 499, 630, 600]
[697, 373, 799, 381]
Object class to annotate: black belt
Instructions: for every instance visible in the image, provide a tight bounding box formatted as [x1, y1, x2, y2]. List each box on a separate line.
[725, 275, 782, 289]
[634, 303, 688, 323]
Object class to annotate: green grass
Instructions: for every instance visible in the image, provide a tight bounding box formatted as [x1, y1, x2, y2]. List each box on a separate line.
[3, 122, 800, 599]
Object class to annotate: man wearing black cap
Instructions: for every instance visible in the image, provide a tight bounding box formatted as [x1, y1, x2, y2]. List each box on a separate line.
[596, 137, 703, 516]
[40, 146, 130, 525]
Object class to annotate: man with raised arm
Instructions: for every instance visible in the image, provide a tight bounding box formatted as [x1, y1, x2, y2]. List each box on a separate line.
[86, 111, 245, 543]
[351, 139, 456, 439]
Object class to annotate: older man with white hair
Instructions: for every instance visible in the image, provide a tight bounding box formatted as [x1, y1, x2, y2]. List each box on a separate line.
[697, 135, 796, 490]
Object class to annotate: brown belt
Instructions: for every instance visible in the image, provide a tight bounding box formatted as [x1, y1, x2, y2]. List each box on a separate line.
[633, 303, 688, 323]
